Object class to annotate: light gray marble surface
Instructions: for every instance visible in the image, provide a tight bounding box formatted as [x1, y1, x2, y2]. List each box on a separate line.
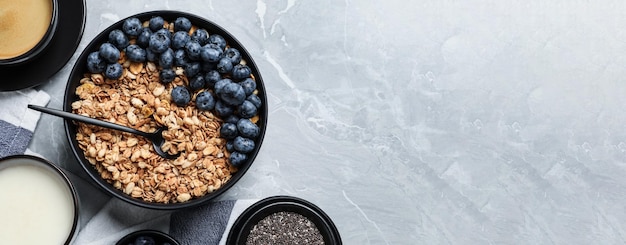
[28, 0, 626, 244]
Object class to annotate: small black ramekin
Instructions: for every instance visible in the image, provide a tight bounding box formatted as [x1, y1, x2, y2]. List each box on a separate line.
[116, 230, 181, 245]
[227, 195, 342, 245]
[0, 154, 79, 244]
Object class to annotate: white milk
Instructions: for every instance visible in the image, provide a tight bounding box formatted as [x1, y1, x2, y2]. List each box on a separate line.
[0, 162, 75, 244]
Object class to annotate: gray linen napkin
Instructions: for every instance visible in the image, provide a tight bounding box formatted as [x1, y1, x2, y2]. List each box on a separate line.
[169, 200, 236, 245]
[0, 88, 50, 157]
[74, 198, 258, 245]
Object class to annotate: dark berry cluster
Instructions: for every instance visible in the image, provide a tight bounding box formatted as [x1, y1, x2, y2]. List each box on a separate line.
[86, 16, 262, 168]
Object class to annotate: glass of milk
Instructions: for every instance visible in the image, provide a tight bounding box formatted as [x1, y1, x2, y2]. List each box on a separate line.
[0, 155, 78, 244]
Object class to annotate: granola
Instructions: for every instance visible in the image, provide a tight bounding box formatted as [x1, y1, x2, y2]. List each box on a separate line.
[72, 60, 236, 204]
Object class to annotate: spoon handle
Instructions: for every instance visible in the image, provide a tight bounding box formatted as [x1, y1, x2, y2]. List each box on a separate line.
[28, 104, 151, 138]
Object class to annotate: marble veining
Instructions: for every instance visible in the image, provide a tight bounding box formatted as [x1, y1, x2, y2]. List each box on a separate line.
[26, 0, 626, 244]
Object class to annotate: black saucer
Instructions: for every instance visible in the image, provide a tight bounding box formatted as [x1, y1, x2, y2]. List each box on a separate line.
[0, 0, 85, 91]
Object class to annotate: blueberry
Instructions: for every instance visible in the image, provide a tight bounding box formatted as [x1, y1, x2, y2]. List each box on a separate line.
[214, 100, 234, 117]
[231, 64, 251, 81]
[237, 100, 257, 118]
[195, 91, 216, 111]
[159, 48, 174, 69]
[133, 236, 155, 245]
[174, 49, 188, 67]
[246, 93, 262, 108]
[201, 62, 217, 73]
[184, 62, 201, 78]
[208, 34, 226, 50]
[237, 119, 260, 139]
[172, 31, 191, 50]
[224, 114, 240, 124]
[155, 28, 172, 40]
[220, 122, 238, 139]
[220, 82, 246, 106]
[125, 45, 146, 63]
[233, 136, 255, 153]
[184, 41, 202, 61]
[99, 43, 120, 63]
[108, 29, 129, 50]
[104, 63, 123, 80]
[148, 31, 171, 54]
[216, 57, 233, 74]
[171, 86, 191, 106]
[238, 77, 256, 95]
[122, 17, 142, 37]
[229, 151, 247, 167]
[136, 28, 152, 48]
[148, 16, 164, 32]
[159, 68, 176, 83]
[204, 70, 221, 88]
[226, 140, 234, 152]
[223, 47, 241, 64]
[200, 44, 223, 63]
[191, 29, 210, 45]
[189, 74, 205, 91]
[214, 78, 233, 95]
[146, 48, 157, 62]
[86, 51, 106, 73]
[174, 17, 192, 32]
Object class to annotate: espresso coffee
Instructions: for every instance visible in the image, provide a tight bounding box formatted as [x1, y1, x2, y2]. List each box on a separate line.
[0, 0, 53, 59]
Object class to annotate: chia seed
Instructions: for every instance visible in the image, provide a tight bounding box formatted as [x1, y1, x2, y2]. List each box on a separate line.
[246, 211, 325, 245]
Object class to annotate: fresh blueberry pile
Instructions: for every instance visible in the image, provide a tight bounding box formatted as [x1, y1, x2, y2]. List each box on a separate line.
[86, 16, 262, 168]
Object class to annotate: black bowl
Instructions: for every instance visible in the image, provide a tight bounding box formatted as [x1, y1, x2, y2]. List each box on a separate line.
[0, 155, 80, 244]
[227, 196, 342, 245]
[116, 230, 180, 245]
[0, 0, 58, 66]
[63, 11, 267, 210]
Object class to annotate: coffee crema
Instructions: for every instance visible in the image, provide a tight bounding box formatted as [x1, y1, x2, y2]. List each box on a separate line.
[0, 0, 53, 59]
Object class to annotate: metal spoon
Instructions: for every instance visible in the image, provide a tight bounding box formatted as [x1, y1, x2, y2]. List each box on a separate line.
[28, 104, 180, 159]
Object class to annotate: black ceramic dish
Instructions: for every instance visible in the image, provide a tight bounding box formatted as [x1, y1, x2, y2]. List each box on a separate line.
[63, 11, 267, 210]
[0, 0, 85, 91]
[0, 155, 80, 244]
[0, 0, 58, 66]
[227, 196, 342, 245]
[116, 230, 180, 245]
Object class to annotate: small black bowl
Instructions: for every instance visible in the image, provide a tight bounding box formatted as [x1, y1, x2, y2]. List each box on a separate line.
[116, 230, 180, 245]
[227, 196, 342, 245]
[0, 0, 59, 66]
[0, 155, 79, 244]
[63, 11, 267, 210]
